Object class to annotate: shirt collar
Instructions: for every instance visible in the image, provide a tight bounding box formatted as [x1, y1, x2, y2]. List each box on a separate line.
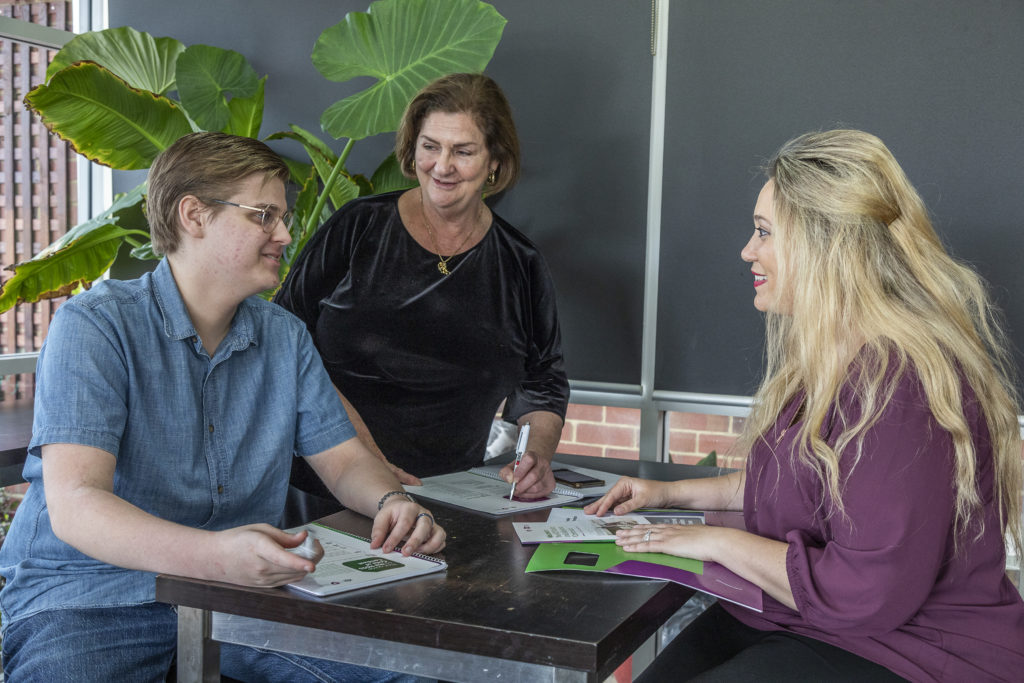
[151, 258, 258, 353]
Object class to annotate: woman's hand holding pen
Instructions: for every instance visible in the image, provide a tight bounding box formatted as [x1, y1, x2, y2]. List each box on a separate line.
[500, 451, 555, 499]
[583, 476, 676, 517]
[501, 415, 563, 499]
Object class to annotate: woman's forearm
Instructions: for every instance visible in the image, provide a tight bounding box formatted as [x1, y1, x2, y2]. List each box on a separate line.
[711, 527, 795, 609]
[517, 410, 564, 463]
[335, 386, 387, 460]
[671, 470, 746, 511]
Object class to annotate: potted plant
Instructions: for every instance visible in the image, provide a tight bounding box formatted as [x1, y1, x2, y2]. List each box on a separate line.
[0, 0, 506, 310]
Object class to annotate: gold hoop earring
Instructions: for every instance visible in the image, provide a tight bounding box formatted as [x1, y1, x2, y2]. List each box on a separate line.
[408, 159, 417, 174]
[487, 169, 497, 186]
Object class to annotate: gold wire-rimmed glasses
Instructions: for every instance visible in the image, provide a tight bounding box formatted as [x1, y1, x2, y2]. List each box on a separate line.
[202, 198, 293, 233]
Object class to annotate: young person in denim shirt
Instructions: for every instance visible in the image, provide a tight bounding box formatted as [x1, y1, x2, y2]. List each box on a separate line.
[0, 132, 445, 682]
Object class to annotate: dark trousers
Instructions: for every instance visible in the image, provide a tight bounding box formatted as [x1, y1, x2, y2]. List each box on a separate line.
[636, 602, 907, 683]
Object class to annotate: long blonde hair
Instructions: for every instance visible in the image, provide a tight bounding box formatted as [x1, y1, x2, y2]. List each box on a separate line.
[738, 129, 1022, 557]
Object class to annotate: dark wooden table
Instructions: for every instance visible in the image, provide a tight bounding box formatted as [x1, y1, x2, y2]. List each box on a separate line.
[157, 454, 729, 683]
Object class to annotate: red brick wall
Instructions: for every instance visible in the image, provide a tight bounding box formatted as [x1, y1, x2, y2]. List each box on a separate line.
[558, 404, 643, 461]
[559, 403, 1022, 476]
[558, 403, 747, 467]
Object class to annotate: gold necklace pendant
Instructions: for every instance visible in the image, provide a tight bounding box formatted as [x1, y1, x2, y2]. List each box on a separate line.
[420, 191, 483, 278]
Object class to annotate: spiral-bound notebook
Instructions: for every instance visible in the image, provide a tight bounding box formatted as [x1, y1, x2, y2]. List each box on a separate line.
[406, 462, 619, 516]
[285, 523, 447, 597]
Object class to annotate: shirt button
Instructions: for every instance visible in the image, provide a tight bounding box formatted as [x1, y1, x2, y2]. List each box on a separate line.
[208, 424, 214, 433]
[217, 485, 224, 494]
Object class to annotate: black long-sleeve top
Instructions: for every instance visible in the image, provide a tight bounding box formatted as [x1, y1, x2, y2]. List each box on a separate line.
[275, 191, 569, 483]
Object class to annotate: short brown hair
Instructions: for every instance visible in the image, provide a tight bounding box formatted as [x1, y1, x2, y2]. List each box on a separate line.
[146, 132, 290, 255]
[395, 73, 520, 195]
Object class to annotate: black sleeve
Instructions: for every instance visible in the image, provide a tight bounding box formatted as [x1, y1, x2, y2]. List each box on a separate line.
[502, 249, 570, 422]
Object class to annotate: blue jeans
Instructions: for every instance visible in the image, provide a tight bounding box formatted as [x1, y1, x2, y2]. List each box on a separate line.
[1, 603, 429, 683]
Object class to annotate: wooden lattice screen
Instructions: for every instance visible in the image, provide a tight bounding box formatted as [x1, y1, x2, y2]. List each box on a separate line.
[0, 1, 76, 404]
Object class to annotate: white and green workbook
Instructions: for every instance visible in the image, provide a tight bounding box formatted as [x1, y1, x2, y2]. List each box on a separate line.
[286, 523, 447, 597]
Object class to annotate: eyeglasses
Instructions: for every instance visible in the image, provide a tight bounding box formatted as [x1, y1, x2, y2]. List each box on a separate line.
[202, 198, 293, 233]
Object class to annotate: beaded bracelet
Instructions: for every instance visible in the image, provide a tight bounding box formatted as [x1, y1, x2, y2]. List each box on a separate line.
[377, 490, 415, 511]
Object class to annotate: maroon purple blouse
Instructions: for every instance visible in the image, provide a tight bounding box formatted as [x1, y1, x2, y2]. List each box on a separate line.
[723, 364, 1024, 681]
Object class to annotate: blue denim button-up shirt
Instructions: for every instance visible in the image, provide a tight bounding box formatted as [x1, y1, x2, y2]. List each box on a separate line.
[0, 259, 355, 628]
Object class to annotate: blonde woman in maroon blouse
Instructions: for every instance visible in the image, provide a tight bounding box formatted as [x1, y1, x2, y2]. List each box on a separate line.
[588, 130, 1024, 681]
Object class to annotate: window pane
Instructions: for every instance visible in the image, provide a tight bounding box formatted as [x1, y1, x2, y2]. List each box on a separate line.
[667, 411, 744, 467]
[559, 404, 640, 461]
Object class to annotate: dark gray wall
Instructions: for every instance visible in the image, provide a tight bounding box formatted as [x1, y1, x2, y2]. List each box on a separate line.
[109, 0, 652, 385]
[484, 2, 651, 386]
[110, 1, 1024, 397]
[657, 0, 1024, 396]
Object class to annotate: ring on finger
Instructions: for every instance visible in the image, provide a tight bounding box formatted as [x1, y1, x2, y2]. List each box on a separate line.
[642, 530, 652, 543]
[416, 512, 434, 528]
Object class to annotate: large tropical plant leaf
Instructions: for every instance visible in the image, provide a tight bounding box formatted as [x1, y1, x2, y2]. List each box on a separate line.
[225, 76, 266, 138]
[36, 182, 148, 258]
[314, 0, 506, 140]
[370, 153, 418, 195]
[176, 44, 261, 133]
[350, 173, 374, 197]
[46, 26, 184, 95]
[321, 167, 361, 213]
[268, 125, 336, 168]
[129, 242, 160, 261]
[260, 169, 328, 301]
[278, 156, 314, 188]
[0, 184, 150, 311]
[327, 172, 361, 213]
[283, 171, 330, 275]
[119, 197, 159, 261]
[268, 126, 359, 211]
[25, 61, 193, 170]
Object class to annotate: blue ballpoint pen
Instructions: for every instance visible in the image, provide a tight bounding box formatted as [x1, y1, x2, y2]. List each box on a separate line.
[508, 422, 531, 500]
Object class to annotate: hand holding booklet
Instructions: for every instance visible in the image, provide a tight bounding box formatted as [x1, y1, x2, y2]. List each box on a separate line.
[285, 523, 447, 597]
[521, 508, 762, 611]
[513, 507, 710, 544]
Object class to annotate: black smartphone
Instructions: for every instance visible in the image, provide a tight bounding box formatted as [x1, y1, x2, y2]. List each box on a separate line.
[552, 468, 604, 489]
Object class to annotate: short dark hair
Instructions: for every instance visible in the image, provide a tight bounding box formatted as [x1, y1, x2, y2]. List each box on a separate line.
[146, 132, 290, 255]
[395, 73, 520, 195]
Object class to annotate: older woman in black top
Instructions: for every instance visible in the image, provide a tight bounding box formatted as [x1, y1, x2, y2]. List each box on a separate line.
[276, 73, 568, 516]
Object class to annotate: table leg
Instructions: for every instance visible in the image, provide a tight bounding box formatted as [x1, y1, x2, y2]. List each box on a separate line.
[176, 606, 221, 682]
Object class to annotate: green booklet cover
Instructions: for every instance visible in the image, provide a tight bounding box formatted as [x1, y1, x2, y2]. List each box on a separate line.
[526, 541, 762, 611]
[527, 541, 702, 574]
